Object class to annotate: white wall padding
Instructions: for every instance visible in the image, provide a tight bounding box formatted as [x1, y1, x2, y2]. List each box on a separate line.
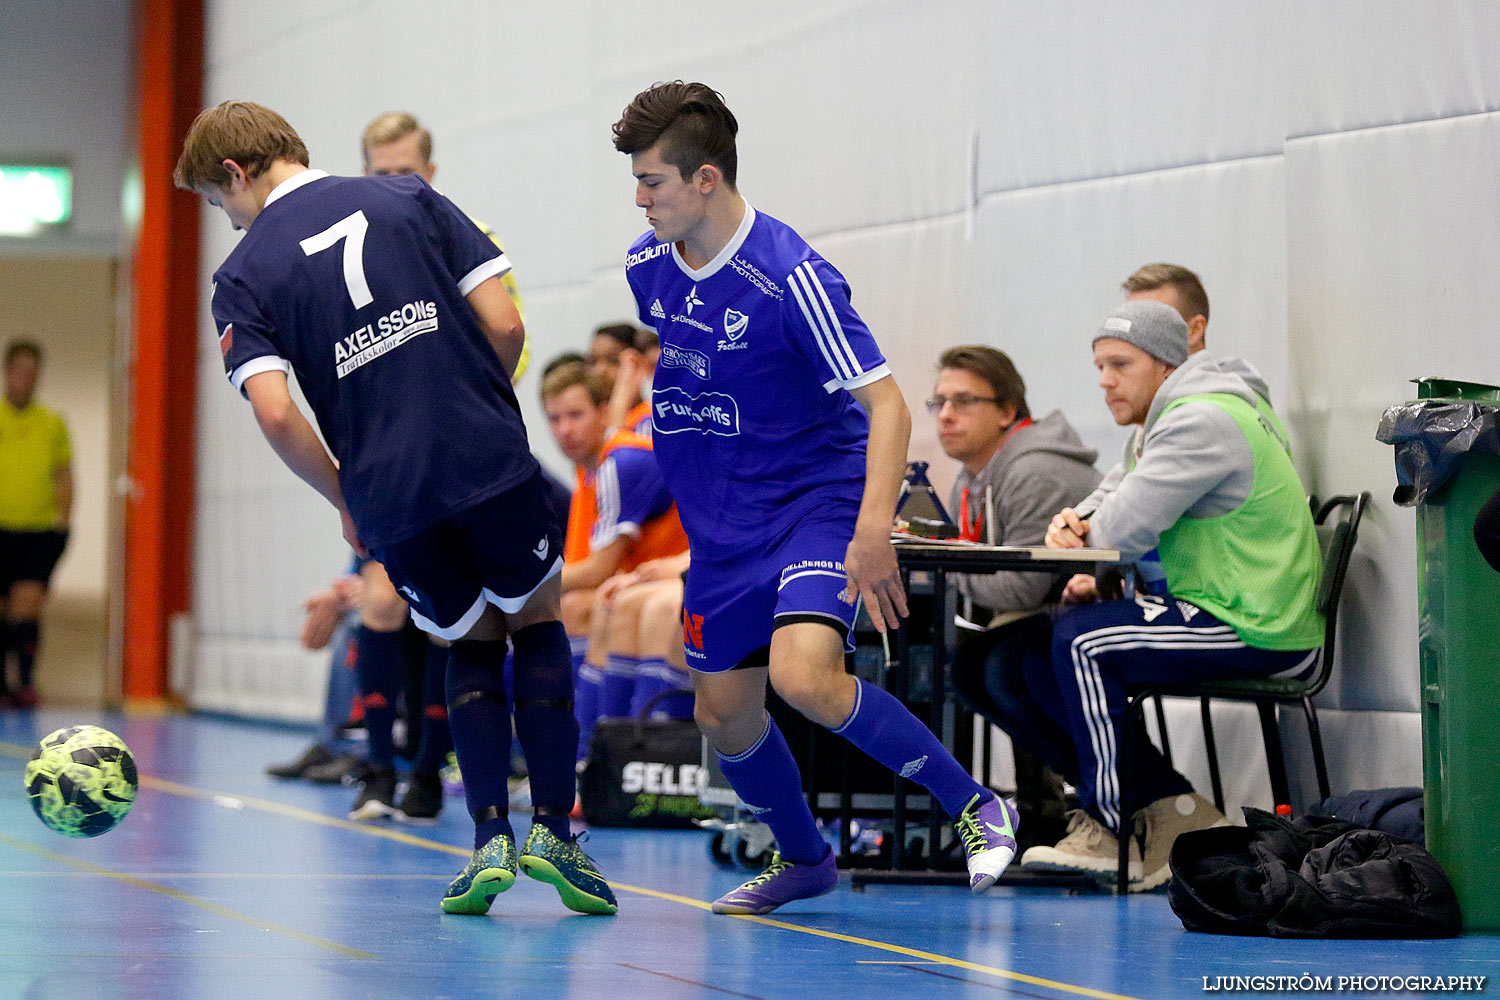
[187, 0, 1493, 796]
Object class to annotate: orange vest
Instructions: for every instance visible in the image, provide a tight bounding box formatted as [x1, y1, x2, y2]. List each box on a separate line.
[625, 399, 653, 438]
[563, 429, 687, 571]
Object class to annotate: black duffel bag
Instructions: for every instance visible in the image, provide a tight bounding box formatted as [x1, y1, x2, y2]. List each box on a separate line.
[579, 692, 717, 828]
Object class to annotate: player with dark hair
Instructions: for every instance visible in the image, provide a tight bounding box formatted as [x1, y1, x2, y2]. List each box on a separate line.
[614, 81, 1019, 915]
[176, 100, 616, 917]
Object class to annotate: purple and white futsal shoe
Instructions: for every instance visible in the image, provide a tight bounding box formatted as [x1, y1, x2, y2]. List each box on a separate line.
[710, 849, 839, 915]
[956, 792, 1020, 893]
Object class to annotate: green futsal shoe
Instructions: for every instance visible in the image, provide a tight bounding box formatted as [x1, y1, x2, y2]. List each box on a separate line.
[518, 825, 619, 915]
[441, 833, 517, 915]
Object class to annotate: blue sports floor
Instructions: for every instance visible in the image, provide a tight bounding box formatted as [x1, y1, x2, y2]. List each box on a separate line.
[1, 710, 1496, 1000]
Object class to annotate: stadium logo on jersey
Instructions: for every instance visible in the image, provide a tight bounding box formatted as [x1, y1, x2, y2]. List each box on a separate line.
[334, 298, 439, 378]
[682, 612, 705, 651]
[219, 323, 233, 359]
[653, 387, 741, 437]
[626, 242, 670, 269]
[659, 343, 710, 380]
[683, 285, 704, 315]
[650, 298, 666, 320]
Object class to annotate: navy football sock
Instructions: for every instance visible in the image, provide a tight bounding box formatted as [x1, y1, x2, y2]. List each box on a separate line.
[511, 621, 578, 840]
[353, 625, 405, 769]
[832, 678, 988, 818]
[716, 715, 827, 865]
[12, 620, 39, 689]
[447, 638, 514, 848]
[413, 642, 452, 772]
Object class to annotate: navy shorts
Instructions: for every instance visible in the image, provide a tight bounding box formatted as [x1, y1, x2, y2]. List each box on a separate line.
[0, 529, 69, 591]
[682, 512, 862, 674]
[373, 471, 563, 640]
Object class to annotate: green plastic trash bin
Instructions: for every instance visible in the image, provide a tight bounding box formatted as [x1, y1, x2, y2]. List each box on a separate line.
[1381, 377, 1500, 933]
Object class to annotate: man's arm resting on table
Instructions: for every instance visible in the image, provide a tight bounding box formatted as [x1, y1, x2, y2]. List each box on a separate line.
[243, 370, 362, 552]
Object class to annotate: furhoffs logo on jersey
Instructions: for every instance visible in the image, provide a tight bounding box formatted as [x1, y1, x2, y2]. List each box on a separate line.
[653, 387, 741, 437]
[659, 343, 710, 380]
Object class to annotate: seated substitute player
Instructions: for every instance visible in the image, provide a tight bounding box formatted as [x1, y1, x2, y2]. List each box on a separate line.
[605, 327, 659, 437]
[614, 81, 1018, 914]
[542, 362, 688, 752]
[1020, 300, 1323, 890]
[175, 101, 616, 917]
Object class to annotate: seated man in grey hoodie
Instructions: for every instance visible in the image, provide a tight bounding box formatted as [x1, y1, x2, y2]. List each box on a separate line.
[931, 346, 1100, 846]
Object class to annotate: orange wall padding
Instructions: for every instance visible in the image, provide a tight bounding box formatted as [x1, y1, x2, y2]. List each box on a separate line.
[123, 0, 203, 700]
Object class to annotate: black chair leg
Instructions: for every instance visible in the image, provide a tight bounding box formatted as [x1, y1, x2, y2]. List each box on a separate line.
[1118, 698, 1144, 895]
[1153, 696, 1172, 768]
[1256, 701, 1291, 809]
[1199, 697, 1224, 813]
[1303, 697, 1332, 803]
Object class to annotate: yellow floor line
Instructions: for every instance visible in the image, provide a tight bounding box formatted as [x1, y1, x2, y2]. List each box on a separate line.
[0, 833, 375, 960]
[2, 737, 1143, 999]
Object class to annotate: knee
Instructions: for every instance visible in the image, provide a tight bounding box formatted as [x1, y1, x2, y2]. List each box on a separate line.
[767, 663, 847, 723]
[361, 587, 409, 632]
[692, 689, 754, 741]
[605, 584, 648, 650]
[559, 588, 593, 636]
[637, 589, 682, 656]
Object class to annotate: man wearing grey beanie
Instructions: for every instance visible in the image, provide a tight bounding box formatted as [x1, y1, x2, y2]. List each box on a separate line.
[999, 298, 1324, 892]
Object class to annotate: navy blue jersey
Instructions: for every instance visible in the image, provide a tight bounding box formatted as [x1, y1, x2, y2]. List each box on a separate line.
[211, 170, 538, 547]
[624, 206, 889, 556]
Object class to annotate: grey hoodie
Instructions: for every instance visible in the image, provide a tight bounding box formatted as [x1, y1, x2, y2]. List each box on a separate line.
[1084, 353, 1269, 562]
[946, 409, 1101, 613]
[1078, 354, 1273, 518]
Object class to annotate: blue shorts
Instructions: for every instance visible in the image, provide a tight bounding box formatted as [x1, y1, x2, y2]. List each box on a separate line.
[373, 471, 563, 640]
[682, 515, 862, 673]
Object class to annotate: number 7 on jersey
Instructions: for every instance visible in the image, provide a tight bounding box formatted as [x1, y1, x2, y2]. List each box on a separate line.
[301, 211, 373, 309]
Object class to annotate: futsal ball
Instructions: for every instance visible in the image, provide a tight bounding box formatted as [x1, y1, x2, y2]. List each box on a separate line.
[24, 725, 138, 838]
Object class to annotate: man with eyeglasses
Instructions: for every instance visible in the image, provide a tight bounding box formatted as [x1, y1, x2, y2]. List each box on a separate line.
[931, 346, 1100, 851]
[929, 346, 1100, 618]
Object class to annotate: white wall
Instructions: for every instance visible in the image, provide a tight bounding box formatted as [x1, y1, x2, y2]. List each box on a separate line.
[186, 0, 1489, 811]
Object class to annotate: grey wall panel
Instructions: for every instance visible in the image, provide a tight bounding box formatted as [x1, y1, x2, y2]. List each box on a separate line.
[977, 0, 1287, 195]
[1290, 1, 1500, 139]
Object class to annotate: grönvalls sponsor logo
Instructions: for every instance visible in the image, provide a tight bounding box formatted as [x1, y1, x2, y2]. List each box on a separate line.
[653, 386, 741, 437]
[659, 343, 710, 379]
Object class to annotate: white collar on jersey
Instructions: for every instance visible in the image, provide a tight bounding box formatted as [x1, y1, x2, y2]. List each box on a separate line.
[672, 202, 757, 281]
[263, 168, 330, 209]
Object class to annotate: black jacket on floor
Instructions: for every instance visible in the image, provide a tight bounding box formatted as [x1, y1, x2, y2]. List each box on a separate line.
[1167, 808, 1461, 938]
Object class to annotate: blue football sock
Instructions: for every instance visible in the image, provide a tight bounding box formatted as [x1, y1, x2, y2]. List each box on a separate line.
[511, 620, 578, 840]
[574, 663, 603, 761]
[353, 625, 406, 769]
[630, 657, 694, 720]
[413, 642, 452, 772]
[717, 715, 827, 865]
[601, 653, 640, 718]
[446, 638, 514, 848]
[832, 677, 988, 818]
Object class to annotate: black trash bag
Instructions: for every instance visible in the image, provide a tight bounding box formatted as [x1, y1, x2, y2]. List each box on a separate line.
[1168, 807, 1462, 939]
[1376, 400, 1500, 505]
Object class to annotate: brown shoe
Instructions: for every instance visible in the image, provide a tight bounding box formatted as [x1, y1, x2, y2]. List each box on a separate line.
[1133, 792, 1230, 892]
[1019, 809, 1140, 881]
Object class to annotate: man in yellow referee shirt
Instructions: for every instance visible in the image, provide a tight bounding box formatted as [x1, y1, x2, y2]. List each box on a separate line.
[0, 340, 72, 709]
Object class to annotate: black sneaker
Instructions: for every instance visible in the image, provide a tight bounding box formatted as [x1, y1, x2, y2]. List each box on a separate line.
[396, 768, 443, 824]
[348, 767, 398, 821]
[266, 743, 334, 780]
[303, 752, 364, 785]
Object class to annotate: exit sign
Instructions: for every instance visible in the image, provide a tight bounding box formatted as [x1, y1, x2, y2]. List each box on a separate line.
[0, 164, 72, 236]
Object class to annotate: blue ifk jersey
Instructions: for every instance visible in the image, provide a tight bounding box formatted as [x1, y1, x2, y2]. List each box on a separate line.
[211, 170, 538, 547]
[624, 205, 890, 556]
